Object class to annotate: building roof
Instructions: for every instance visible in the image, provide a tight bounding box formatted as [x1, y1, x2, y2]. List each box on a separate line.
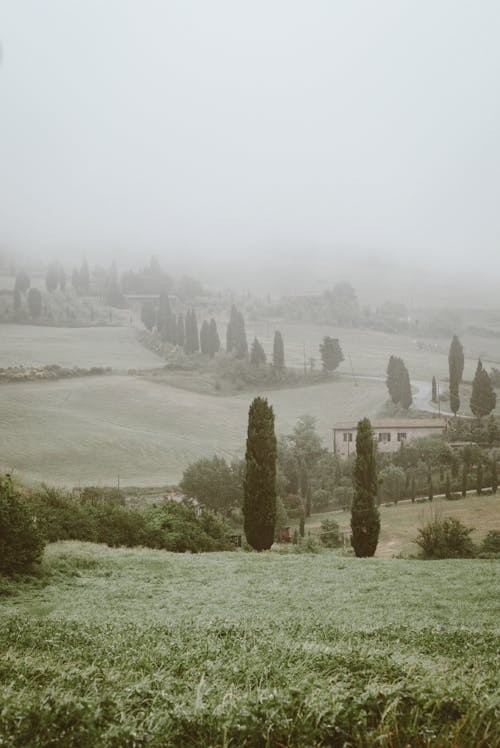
[334, 418, 447, 430]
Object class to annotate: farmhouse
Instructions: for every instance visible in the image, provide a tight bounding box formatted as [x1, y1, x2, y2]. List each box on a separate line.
[334, 418, 447, 458]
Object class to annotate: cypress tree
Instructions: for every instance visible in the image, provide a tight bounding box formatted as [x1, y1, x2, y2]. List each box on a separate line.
[462, 463, 468, 497]
[141, 301, 155, 331]
[176, 313, 185, 348]
[273, 331, 285, 370]
[428, 477, 433, 502]
[491, 459, 498, 494]
[243, 397, 277, 551]
[386, 356, 402, 404]
[410, 475, 416, 502]
[445, 473, 451, 499]
[400, 364, 413, 409]
[208, 318, 220, 357]
[199, 320, 210, 355]
[476, 462, 483, 496]
[299, 513, 305, 538]
[448, 335, 464, 416]
[350, 418, 380, 557]
[157, 290, 172, 342]
[250, 338, 266, 366]
[431, 376, 437, 403]
[226, 305, 248, 358]
[184, 309, 200, 354]
[470, 359, 497, 418]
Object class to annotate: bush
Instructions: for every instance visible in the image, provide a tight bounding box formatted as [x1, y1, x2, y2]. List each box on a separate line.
[479, 530, 500, 558]
[414, 515, 476, 559]
[319, 518, 341, 548]
[0, 475, 45, 575]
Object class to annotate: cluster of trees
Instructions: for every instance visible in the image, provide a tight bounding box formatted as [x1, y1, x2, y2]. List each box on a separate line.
[46, 262, 67, 292]
[142, 293, 221, 358]
[0, 480, 235, 575]
[386, 356, 412, 409]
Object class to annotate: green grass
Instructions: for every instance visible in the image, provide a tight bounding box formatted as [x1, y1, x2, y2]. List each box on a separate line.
[0, 542, 498, 746]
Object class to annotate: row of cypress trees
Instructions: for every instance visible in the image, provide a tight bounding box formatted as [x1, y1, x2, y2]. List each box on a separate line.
[243, 399, 379, 557]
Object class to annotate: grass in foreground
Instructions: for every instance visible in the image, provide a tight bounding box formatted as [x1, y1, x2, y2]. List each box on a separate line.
[1, 542, 499, 747]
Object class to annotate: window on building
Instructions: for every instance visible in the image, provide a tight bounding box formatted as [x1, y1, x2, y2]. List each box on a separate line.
[397, 432, 407, 442]
[378, 432, 391, 443]
[343, 432, 353, 442]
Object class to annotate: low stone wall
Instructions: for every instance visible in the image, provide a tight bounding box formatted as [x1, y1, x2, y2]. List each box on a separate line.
[0, 364, 112, 383]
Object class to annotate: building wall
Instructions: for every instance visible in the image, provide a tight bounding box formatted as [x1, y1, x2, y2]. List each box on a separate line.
[334, 425, 445, 458]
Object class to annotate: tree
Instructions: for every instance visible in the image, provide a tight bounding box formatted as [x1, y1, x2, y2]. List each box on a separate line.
[180, 456, 244, 516]
[199, 320, 210, 355]
[141, 301, 156, 331]
[319, 336, 344, 373]
[27, 288, 42, 319]
[208, 318, 220, 358]
[350, 418, 380, 557]
[250, 337, 266, 366]
[243, 397, 277, 551]
[386, 356, 411, 408]
[184, 308, 200, 354]
[273, 331, 285, 371]
[46, 262, 59, 292]
[14, 271, 30, 294]
[226, 305, 248, 359]
[400, 364, 413, 409]
[432, 376, 437, 403]
[415, 515, 475, 559]
[0, 474, 45, 575]
[157, 290, 172, 342]
[379, 464, 405, 504]
[13, 288, 22, 312]
[492, 458, 498, 494]
[470, 359, 496, 418]
[476, 461, 483, 496]
[448, 335, 464, 416]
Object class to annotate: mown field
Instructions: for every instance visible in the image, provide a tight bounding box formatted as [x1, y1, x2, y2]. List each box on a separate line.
[0, 542, 498, 747]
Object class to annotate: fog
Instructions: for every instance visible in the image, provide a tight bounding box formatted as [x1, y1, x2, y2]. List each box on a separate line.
[1, 1, 499, 298]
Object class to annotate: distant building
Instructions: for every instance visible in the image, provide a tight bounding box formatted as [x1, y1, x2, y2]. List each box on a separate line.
[334, 418, 447, 458]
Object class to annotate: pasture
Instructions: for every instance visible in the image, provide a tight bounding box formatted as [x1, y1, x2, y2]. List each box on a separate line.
[0, 542, 498, 746]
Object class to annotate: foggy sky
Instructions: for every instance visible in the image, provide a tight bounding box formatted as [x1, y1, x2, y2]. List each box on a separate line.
[1, 1, 500, 287]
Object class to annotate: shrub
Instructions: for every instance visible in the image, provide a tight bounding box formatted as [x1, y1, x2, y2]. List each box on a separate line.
[0, 475, 45, 575]
[319, 518, 341, 548]
[414, 515, 475, 559]
[479, 530, 500, 558]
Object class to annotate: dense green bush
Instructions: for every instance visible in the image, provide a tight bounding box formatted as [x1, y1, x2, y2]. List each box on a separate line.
[414, 515, 476, 559]
[0, 475, 45, 575]
[479, 529, 500, 557]
[319, 518, 341, 548]
[26, 487, 233, 553]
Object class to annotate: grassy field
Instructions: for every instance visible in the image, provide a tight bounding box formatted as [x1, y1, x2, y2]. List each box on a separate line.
[0, 374, 385, 486]
[307, 493, 500, 558]
[0, 542, 498, 746]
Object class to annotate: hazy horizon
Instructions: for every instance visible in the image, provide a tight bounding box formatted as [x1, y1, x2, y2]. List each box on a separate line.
[1, 1, 499, 301]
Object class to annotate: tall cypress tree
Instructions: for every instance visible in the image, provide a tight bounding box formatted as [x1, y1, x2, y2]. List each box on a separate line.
[226, 305, 247, 358]
[350, 418, 380, 557]
[470, 359, 496, 418]
[243, 397, 277, 551]
[400, 364, 413, 409]
[386, 356, 402, 404]
[273, 331, 285, 370]
[208, 318, 220, 358]
[250, 338, 266, 366]
[431, 376, 437, 403]
[199, 320, 210, 355]
[448, 335, 464, 416]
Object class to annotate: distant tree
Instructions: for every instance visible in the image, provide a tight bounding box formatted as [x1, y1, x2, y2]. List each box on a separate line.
[250, 337, 266, 366]
[470, 359, 496, 418]
[58, 266, 66, 292]
[299, 512, 305, 538]
[208, 318, 220, 357]
[379, 464, 405, 504]
[14, 271, 30, 294]
[80, 258, 90, 293]
[428, 477, 434, 502]
[461, 464, 468, 497]
[167, 313, 177, 345]
[184, 308, 200, 354]
[243, 397, 277, 551]
[157, 290, 172, 342]
[431, 376, 437, 403]
[180, 456, 244, 516]
[45, 263, 59, 292]
[226, 305, 248, 359]
[13, 288, 22, 312]
[476, 461, 483, 496]
[492, 458, 498, 494]
[0, 474, 45, 575]
[400, 364, 413, 409]
[319, 336, 344, 373]
[176, 313, 185, 348]
[71, 268, 80, 290]
[199, 320, 210, 355]
[410, 475, 416, 502]
[448, 335, 464, 416]
[350, 418, 380, 557]
[272, 331, 285, 371]
[27, 288, 42, 319]
[141, 301, 156, 331]
[445, 473, 451, 500]
[319, 518, 341, 548]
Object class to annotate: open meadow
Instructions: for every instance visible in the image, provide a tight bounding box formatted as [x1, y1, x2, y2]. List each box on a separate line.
[0, 542, 498, 746]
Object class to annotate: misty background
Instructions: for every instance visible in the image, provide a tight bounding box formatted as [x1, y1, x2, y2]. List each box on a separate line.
[1, 1, 499, 303]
